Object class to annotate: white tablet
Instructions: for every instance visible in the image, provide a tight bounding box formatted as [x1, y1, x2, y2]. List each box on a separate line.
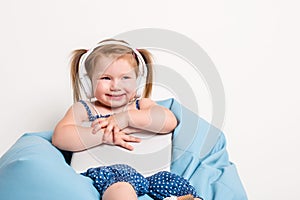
[71, 130, 172, 177]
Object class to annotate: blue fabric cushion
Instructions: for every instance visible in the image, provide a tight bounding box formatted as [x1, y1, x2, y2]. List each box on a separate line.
[0, 131, 99, 200]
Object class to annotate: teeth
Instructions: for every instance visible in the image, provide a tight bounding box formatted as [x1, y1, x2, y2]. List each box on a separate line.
[108, 94, 123, 97]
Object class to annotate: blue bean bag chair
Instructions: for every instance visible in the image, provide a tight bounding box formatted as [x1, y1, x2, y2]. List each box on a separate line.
[0, 98, 247, 200]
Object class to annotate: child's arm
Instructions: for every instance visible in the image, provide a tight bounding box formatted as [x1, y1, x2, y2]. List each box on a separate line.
[52, 102, 140, 152]
[92, 98, 178, 135]
[126, 98, 178, 133]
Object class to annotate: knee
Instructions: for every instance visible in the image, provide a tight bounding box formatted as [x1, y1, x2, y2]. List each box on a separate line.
[102, 182, 137, 200]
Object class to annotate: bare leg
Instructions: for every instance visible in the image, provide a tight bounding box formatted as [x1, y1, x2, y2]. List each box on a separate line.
[102, 182, 138, 200]
[177, 194, 203, 200]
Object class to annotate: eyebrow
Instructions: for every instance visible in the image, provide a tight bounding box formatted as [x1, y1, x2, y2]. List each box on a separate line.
[97, 72, 135, 78]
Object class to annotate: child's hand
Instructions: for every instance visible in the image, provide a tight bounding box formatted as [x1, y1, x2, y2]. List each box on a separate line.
[92, 115, 120, 136]
[91, 115, 140, 150]
[106, 130, 141, 151]
[91, 112, 129, 135]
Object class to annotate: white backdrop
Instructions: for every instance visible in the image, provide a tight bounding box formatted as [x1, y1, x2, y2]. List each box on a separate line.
[1, 0, 300, 199]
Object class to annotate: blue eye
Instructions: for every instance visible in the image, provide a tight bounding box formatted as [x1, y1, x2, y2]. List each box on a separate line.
[100, 77, 110, 80]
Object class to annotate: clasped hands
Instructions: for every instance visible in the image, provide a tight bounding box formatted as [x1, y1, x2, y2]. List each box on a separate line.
[91, 112, 141, 151]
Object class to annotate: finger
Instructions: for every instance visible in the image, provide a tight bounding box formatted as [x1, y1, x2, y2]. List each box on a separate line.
[102, 131, 113, 144]
[91, 120, 97, 127]
[91, 118, 107, 127]
[91, 119, 101, 127]
[92, 124, 101, 134]
[118, 140, 134, 151]
[99, 120, 109, 129]
[123, 135, 141, 143]
[113, 133, 135, 151]
[113, 127, 120, 136]
[104, 124, 113, 136]
[112, 128, 120, 144]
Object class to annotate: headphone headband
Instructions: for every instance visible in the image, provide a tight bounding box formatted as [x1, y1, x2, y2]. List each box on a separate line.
[78, 40, 148, 100]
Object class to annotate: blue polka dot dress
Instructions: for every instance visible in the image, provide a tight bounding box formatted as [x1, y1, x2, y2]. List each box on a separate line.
[81, 164, 202, 200]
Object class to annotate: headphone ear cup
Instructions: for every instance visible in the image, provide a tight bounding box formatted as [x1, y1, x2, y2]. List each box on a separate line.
[135, 74, 147, 98]
[80, 74, 93, 99]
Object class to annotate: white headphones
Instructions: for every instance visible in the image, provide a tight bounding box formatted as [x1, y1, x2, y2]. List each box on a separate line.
[78, 40, 148, 100]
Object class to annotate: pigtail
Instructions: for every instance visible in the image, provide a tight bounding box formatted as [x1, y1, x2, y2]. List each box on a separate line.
[137, 49, 154, 98]
[70, 49, 88, 102]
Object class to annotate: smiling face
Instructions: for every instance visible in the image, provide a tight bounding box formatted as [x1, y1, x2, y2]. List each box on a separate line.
[92, 54, 138, 109]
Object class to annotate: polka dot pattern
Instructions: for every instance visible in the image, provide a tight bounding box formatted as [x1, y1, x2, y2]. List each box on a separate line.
[146, 171, 199, 200]
[81, 164, 149, 197]
[82, 164, 201, 200]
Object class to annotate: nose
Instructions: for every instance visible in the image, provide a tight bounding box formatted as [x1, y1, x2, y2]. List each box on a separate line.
[110, 80, 121, 91]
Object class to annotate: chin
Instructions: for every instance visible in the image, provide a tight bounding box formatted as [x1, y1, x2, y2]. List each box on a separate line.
[109, 100, 128, 108]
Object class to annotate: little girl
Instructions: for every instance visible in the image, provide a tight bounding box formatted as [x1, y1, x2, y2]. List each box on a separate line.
[52, 39, 202, 200]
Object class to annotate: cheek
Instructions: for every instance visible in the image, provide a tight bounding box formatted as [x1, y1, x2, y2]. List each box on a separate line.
[123, 80, 137, 91]
[93, 81, 106, 93]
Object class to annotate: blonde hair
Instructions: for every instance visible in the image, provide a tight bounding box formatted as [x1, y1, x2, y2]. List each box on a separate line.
[70, 39, 154, 102]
